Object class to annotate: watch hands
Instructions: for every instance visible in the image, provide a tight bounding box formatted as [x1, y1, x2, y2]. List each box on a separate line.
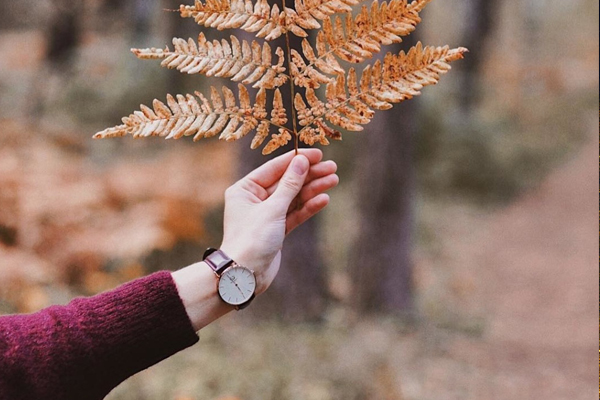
[228, 276, 245, 296]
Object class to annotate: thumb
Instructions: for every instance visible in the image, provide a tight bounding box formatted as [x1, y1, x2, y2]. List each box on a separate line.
[270, 155, 309, 207]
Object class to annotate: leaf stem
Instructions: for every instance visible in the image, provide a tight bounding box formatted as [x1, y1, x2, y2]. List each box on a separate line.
[281, 0, 299, 155]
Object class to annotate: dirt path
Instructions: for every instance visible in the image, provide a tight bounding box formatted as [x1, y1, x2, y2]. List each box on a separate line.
[438, 128, 600, 400]
[411, 125, 598, 400]
[474, 130, 598, 399]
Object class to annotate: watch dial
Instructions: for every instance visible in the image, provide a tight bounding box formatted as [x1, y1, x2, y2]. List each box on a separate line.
[218, 266, 256, 306]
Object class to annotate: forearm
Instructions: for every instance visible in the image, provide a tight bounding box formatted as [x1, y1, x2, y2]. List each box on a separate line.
[0, 271, 199, 400]
[0, 150, 336, 399]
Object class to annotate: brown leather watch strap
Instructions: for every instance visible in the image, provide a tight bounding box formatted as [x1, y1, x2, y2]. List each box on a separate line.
[202, 248, 233, 275]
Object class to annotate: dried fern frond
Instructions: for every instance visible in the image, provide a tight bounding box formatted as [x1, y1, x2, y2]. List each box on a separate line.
[295, 44, 467, 140]
[180, 0, 287, 41]
[288, 0, 430, 90]
[180, 0, 370, 40]
[320, 0, 425, 63]
[94, 84, 291, 154]
[284, 0, 361, 36]
[263, 128, 293, 155]
[95, 0, 467, 156]
[292, 0, 428, 87]
[132, 34, 288, 89]
[290, 47, 334, 88]
[407, 0, 431, 13]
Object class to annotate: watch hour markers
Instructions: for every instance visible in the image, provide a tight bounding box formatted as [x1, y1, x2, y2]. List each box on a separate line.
[217, 265, 256, 307]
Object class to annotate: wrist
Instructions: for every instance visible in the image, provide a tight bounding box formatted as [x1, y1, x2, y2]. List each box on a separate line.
[218, 244, 272, 295]
[219, 242, 257, 270]
[171, 261, 234, 331]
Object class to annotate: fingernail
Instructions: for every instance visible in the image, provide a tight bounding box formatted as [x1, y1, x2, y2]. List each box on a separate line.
[292, 156, 309, 175]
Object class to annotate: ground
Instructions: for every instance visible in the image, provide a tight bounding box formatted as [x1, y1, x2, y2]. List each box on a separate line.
[409, 123, 598, 400]
[0, 9, 596, 398]
[104, 124, 597, 400]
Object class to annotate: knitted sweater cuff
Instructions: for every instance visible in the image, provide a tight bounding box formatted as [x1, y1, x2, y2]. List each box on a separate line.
[0, 271, 199, 400]
[71, 271, 200, 394]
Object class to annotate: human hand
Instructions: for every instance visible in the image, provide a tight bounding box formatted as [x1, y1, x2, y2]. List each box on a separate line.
[220, 149, 338, 295]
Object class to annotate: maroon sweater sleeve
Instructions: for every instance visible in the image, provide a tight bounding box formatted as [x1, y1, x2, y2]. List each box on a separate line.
[0, 271, 199, 400]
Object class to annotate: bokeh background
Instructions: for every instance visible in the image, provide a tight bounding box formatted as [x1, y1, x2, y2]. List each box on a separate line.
[0, 0, 598, 399]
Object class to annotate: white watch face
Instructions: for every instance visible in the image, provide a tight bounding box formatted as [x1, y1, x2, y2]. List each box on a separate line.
[218, 266, 256, 306]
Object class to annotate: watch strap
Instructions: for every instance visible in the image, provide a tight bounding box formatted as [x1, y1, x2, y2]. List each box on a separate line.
[202, 248, 233, 275]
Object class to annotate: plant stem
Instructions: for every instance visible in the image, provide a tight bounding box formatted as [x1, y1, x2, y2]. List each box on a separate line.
[281, 0, 299, 155]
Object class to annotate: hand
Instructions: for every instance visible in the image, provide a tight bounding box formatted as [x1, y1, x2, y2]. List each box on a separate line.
[220, 149, 338, 295]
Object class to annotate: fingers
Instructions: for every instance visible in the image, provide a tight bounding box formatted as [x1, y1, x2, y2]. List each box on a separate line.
[284, 160, 337, 231]
[268, 155, 310, 207]
[306, 160, 337, 183]
[292, 173, 339, 210]
[286, 194, 330, 234]
[245, 149, 323, 189]
[266, 160, 337, 197]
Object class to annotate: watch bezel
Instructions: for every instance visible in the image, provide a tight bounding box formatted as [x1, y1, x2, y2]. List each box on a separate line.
[217, 265, 257, 308]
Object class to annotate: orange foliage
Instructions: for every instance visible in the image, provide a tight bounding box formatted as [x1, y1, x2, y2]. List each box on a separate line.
[0, 119, 233, 313]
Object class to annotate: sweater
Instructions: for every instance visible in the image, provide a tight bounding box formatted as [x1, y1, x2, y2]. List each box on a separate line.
[0, 271, 199, 400]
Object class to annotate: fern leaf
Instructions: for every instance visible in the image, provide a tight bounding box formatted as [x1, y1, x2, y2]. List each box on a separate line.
[262, 128, 293, 155]
[408, 0, 432, 13]
[290, 48, 333, 88]
[324, 0, 425, 61]
[270, 88, 288, 126]
[95, 0, 466, 155]
[284, 0, 361, 35]
[180, 0, 287, 41]
[132, 34, 288, 89]
[298, 126, 330, 146]
[293, 0, 428, 85]
[293, 88, 341, 145]
[94, 84, 286, 151]
[297, 44, 467, 135]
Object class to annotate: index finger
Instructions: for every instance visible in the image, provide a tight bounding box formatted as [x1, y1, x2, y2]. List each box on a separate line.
[245, 149, 323, 188]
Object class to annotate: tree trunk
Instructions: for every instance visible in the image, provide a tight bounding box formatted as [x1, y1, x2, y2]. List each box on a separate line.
[348, 36, 418, 316]
[163, 0, 197, 94]
[237, 137, 329, 322]
[46, 0, 83, 69]
[27, 0, 83, 121]
[458, 0, 499, 113]
[234, 2, 330, 320]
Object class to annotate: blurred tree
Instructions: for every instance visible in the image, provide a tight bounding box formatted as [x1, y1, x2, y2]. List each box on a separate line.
[97, 0, 330, 320]
[132, 0, 155, 38]
[27, 0, 84, 121]
[235, 0, 329, 322]
[163, 0, 200, 94]
[237, 143, 329, 323]
[101, 0, 127, 12]
[93, 0, 152, 36]
[0, 3, 12, 30]
[348, 35, 419, 316]
[0, 1, 36, 30]
[458, 0, 499, 114]
[46, 0, 83, 69]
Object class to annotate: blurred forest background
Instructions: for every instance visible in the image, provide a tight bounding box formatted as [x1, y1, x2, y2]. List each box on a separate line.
[0, 0, 598, 399]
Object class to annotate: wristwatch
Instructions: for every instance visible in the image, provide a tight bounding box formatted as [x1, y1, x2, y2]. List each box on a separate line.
[202, 248, 256, 310]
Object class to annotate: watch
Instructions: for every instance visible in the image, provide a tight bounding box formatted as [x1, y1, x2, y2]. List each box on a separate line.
[202, 248, 256, 310]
